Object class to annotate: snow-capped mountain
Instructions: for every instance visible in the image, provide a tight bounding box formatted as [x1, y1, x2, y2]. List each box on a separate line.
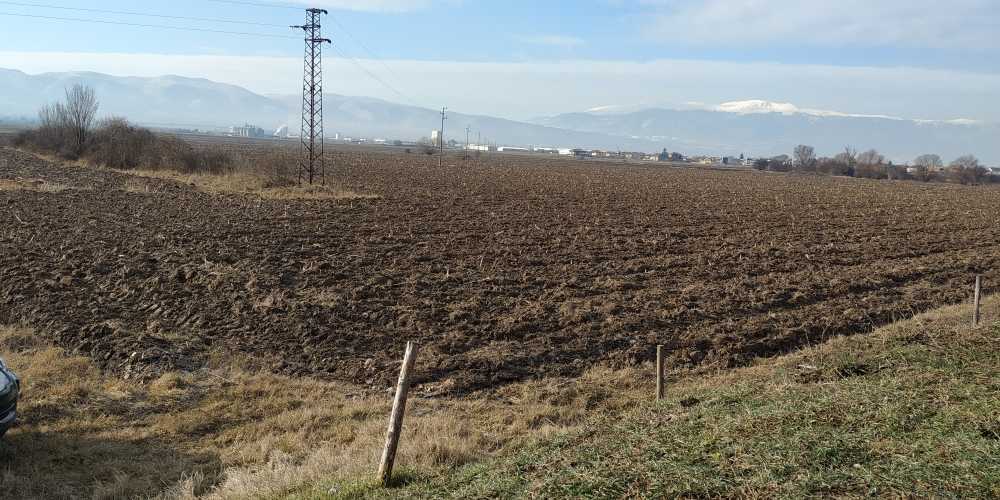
[711, 99, 980, 124]
[533, 102, 999, 163]
[715, 100, 802, 115]
[2, 68, 996, 163]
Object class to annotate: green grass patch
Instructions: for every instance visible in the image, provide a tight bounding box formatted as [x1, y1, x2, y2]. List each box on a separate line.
[382, 305, 1000, 498]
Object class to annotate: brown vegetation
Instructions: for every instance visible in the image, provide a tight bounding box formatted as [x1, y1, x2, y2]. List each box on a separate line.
[2, 143, 999, 398]
[0, 324, 642, 499]
[757, 146, 996, 185]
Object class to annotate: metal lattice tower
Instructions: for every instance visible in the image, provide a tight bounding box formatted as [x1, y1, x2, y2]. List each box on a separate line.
[292, 8, 331, 185]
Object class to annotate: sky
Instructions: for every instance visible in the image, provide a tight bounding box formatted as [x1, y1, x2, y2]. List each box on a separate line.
[1, 0, 1000, 122]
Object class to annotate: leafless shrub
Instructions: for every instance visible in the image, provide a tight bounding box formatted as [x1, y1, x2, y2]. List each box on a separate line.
[854, 149, 888, 179]
[89, 117, 157, 169]
[948, 155, 990, 185]
[816, 157, 852, 176]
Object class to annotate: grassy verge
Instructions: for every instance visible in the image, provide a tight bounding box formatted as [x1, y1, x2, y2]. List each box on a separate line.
[10, 146, 379, 201]
[120, 168, 381, 201]
[0, 326, 644, 499]
[2, 301, 996, 498]
[393, 298, 1000, 498]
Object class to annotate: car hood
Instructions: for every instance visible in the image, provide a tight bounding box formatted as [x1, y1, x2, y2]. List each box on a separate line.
[0, 370, 14, 394]
[0, 359, 17, 396]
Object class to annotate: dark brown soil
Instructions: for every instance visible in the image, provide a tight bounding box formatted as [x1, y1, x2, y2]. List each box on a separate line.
[2, 145, 998, 395]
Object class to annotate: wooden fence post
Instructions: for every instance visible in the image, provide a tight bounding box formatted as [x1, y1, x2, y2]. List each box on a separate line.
[656, 345, 665, 401]
[378, 341, 419, 487]
[973, 275, 982, 328]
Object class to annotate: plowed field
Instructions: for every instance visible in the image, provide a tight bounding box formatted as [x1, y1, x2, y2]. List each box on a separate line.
[2, 144, 998, 394]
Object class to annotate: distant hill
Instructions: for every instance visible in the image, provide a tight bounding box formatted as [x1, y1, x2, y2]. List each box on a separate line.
[2, 69, 997, 162]
[532, 102, 1000, 164]
[0, 68, 658, 151]
[0, 68, 288, 130]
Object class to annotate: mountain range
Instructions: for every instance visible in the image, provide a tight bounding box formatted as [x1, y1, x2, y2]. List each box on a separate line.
[1, 68, 997, 164]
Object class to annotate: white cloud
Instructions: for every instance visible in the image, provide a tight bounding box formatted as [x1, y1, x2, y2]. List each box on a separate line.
[2, 51, 999, 123]
[639, 0, 1000, 49]
[515, 35, 586, 48]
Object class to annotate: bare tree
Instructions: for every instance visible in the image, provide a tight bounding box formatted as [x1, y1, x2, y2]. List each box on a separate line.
[59, 84, 99, 156]
[842, 146, 858, 165]
[857, 149, 884, 166]
[31, 103, 67, 150]
[910, 154, 943, 182]
[38, 104, 59, 129]
[853, 149, 887, 179]
[914, 154, 943, 170]
[949, 155, 988, 184]
[950, 154, 980, 170]
[833, 148, 857, 168]
[793, 144, 816, 169]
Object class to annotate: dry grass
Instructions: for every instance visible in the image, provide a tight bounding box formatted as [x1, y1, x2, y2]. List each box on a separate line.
[3, 296, 995, 499]
[0, 178, 76, 192]
[11, 145, 378, 200]
[122, 168, 380, 201]
[0, 325, 644, 500]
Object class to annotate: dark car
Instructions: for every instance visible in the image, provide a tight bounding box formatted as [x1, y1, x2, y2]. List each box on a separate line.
[0, 357, 18, 436]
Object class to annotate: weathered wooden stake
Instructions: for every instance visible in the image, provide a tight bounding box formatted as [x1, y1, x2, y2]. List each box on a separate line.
[378, 341, 419, 487]
[656, 345, 665, 401]
[973, 275, 982, 328]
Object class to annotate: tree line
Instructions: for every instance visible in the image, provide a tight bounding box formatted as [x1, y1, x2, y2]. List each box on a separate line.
[13, 84, 232, 174]
[753, 145, 994, 185]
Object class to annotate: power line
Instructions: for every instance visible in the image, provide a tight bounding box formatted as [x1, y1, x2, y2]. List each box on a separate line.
[205, 0, 300, 10]
[210, 0, 419, 106]
[326, 14, 409, 95]
[0, 11, 299, 38]
[0, 1, 289, 27]
[331, 44, 415, 105]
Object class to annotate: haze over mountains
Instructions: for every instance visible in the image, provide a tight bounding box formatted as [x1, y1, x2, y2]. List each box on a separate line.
[1, 68, 997, 164]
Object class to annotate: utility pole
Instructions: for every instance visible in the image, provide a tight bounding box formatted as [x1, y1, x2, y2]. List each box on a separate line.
[439, 107, 447, 167]
[292, 8, 331, 185]
[465, 125, 471, 160]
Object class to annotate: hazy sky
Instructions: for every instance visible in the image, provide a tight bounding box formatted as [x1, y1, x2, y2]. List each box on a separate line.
[1, 0, 999, 121]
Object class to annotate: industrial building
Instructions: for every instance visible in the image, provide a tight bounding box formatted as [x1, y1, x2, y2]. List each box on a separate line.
[229, 123, 268, 138]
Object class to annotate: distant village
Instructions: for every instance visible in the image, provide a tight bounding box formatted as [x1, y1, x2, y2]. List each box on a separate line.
[220, 123, 1000, 180]
[224, 122, 755, 167]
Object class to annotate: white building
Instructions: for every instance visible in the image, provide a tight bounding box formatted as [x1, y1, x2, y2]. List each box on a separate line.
[230, 123, 267, 138]
[431, 130, 442, 147]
